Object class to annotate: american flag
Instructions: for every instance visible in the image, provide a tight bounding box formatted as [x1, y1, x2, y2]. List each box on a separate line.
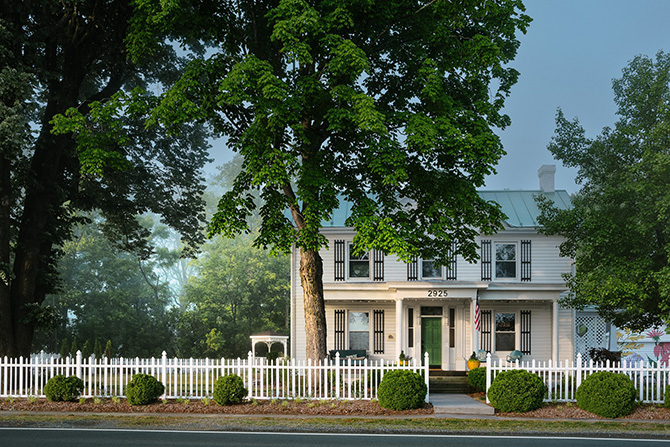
[474, 295, 481, 332]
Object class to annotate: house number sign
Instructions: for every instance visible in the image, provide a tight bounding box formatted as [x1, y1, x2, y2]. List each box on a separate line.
[427, 289, 448, 297]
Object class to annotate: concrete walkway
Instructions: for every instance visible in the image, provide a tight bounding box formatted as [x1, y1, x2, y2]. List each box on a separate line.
[430, 393, 495, 415]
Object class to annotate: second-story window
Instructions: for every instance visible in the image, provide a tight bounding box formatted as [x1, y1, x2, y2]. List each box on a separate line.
[349, 244, 370, 278]
[421, 260, 442, 279]
[495, 243, 517, 279]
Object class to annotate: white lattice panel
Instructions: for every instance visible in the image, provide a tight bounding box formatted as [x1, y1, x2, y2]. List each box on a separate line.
[575, 313, 608, 362]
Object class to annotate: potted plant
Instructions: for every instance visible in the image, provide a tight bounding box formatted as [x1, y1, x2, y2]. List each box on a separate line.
[467, 352, 481, 370]
[398, 351, 412, 366]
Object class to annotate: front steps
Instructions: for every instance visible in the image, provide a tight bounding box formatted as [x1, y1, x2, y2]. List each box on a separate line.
[428, 370, 470, 394]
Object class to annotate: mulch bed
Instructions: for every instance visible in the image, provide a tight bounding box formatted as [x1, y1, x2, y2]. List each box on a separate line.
[0, 397, 433, 416]
[4, 395, 670, 420]
[468, 392, 670, 420]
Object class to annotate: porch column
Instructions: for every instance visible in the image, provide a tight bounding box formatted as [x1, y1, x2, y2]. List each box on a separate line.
[395, 298, 403, 359]
[552, 300, 559, 362]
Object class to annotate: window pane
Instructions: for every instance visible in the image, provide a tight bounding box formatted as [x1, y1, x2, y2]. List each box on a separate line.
[496, 244, 516, 261]
[496, 261, 516, 278]
[496, 333, 515, 351]
[349, 332, 369, 350]
[349, 312, 369, 332]
[421, 260, 442, 278]
[350, 261, 370, 277]
[495, 313, 515, 332]
[421, 306, 443, 316]
[349, 247, 370, 278]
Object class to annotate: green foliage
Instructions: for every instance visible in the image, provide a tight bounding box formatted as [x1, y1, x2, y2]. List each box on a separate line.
[538, 51, 670, 330]
[664, 384, 670, 409]
[44, 375, 85, 402]
[487, 370, 546, 413]
[70, 337, 78, 359]
[468, 367, 488, 392]
[576, 372, 636, 418]
[176, 229, 289, 358]
[129, 0, 530, 360]
[125, 374, 165, 406]
[377, 370, 427, 411]
[0, 0, 210, 358]
[59, 339, 68, 359]
[213, 374, 248, 406]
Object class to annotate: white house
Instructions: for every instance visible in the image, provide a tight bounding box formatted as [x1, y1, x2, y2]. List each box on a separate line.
[289, 165, 575, 371]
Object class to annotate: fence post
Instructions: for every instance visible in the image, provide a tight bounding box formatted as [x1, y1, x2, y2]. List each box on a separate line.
[424, 351, 430, 403]
[576, 353, 583, 390]
[335, 352, 341, 400]
[161, 351, 167, 398]
[485, 353, 492, 403]
[247, 352, 253, 399]
[76, 350, 82, 381]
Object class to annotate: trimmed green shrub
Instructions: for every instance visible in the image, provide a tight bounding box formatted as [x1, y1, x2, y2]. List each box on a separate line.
[213, 374, 248, 405]
[576, 371, 636, 418]
[44, 375, 84, 402]
[468, 366, 487, 392]
[377, 370, 427, 411]
[487, 370, 546, 413]
[125, 374, 165, 406]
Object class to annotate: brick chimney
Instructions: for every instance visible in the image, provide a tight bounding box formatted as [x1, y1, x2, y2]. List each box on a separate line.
[538, 165, 556, 193]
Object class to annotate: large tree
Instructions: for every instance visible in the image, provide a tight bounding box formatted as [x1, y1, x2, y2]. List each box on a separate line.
[0, 1, 210, 357]
[132, 0, 531, 360]
[537, 51, 670, 331]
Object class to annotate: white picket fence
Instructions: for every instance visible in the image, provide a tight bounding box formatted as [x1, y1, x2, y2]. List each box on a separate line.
[0, 351, 429, 401]
[485, 353, 670, 404]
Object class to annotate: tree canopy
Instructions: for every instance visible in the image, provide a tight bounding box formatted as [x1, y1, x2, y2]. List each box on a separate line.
[538, 51, 670, 331]
[132, 0, 531, 360]
[0, 0, 210, 356]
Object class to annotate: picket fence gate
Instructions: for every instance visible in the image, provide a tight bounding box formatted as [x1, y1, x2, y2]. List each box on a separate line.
[0, 351, 430, 402]
[485, 353, 670, 404]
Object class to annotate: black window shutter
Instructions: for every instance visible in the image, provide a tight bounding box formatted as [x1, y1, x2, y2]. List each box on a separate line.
[334, 240, 345, 281]
[373, 250, 384, 281]
[521, 240, 531, 282]
[407, 256, 418, 281]
[520, 310, 531, 354]
[334, 309, 345, 350]
[481, 240, 492, 281]
[373, 310, 384, 354]
[480, 310, 492, 352]
[446, 241, 457, 280]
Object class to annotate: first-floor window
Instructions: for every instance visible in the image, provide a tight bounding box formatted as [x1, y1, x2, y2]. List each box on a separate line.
[349, 312, 369, 350]
[495, 312, 516, 351]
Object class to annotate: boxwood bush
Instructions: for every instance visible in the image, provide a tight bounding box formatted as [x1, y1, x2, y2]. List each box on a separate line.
[468, 366, 487, 392]
[44, 375, 84, 402]
[576, 371, 636, 417]
[487, 370, 546, 413]
[376, 370, 427, 411]
[125, 374, 165, 405]
[213, 374, 248, 405]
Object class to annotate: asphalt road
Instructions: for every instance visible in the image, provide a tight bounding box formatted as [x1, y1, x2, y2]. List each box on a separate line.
[1, 429, 669, 447]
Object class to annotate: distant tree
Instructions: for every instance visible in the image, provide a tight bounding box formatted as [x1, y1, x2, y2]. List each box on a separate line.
[132, 0, 531, 360]
[177, 234, 289, 358]
[538, 51, 670, 331]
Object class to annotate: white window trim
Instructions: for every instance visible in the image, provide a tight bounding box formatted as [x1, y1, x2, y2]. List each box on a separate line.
[347, 243, 371, 280]
[494, 241, 518, 281]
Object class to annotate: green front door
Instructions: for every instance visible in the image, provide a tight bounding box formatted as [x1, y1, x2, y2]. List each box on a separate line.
[421, 317, 442, 367]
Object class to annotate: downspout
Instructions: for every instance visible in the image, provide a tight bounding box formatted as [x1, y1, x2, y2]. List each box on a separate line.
[290, 243, 296, 358]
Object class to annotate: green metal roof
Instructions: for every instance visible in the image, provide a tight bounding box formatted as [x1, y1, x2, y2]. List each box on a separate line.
[321, 190, 571, 228]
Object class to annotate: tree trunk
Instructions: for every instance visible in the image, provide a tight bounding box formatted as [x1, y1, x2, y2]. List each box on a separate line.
[0, 155, 13, 356]
[299, 248, 327, 362]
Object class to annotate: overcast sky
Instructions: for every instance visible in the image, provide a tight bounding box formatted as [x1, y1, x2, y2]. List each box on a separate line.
[485, 0, 670, 193]
[206, 0, 670, 194]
